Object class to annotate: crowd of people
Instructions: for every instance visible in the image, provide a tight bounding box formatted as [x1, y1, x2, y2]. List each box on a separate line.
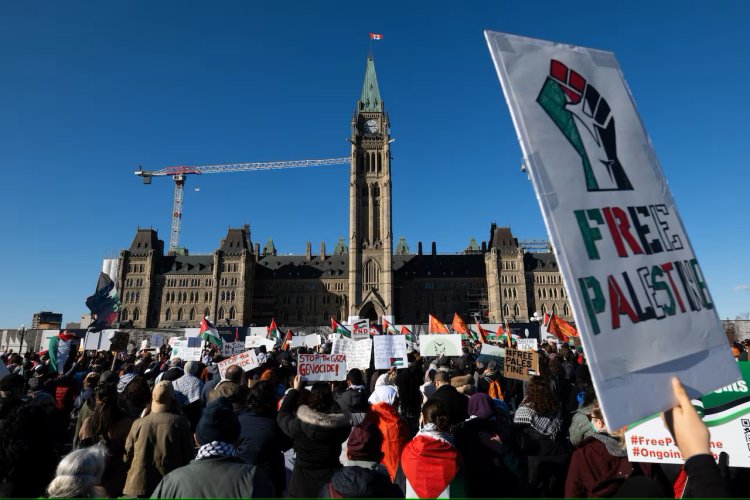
[0, 335, 747, 498]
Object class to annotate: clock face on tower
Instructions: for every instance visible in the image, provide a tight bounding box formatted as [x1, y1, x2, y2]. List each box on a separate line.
[364, 118, 378, 134]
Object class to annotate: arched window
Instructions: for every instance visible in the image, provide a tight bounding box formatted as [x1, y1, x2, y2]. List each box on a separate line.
[542, 289, 547, 299]
[135, 291, 140, 302]
[503, 304, 510, 317]
[204, 308, 210, 319]
[231, 291, 235, 301]
[541, 304, 547, 315]
[218, 307, 225, 320]
[503, 288, 507, 299]
[133, 308, 140, 322]
[229, 307, 236, 320]
[121, 308, 129, 321]
[563, 303, 570, 316]
[553, 288, 558, 299]
[165, 308, 172, 321]
[189, 308, 196, 321]
[552, 304, 558, 316]
[221, 291, 226, 301]
[512, 288, 517, 300]
[177, 308, 183, 321]
[363, 259, 379, 291]
[204, 292, 209, 302]
[513, 304, 520, 317]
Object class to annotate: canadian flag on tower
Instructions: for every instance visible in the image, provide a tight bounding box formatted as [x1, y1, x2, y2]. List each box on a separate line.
[370, 33, 383, 40]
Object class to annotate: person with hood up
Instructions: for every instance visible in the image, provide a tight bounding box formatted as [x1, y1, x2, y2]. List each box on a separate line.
[151, 397, 274, 498]
[397, 399, 464, 498]
[277, 375, 351, 498]
[336, 368, 370, 426]
[122, 381, 194, 497]
[172, 360, 204, 430]
[320, 420, 404, 498]
[366, 384, 410, 481]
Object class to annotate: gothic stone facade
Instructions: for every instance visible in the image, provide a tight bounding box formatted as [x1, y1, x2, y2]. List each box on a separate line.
[117, 58, 573, 329]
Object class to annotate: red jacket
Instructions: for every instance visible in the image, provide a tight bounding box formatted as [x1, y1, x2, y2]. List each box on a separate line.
[565, 436, 659, 498]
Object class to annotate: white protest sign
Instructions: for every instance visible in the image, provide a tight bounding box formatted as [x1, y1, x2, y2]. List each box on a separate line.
[480, 343, 506, 358]
[140, 340, 149, 350]
[352, 319, 370, 340]
[218, 350, 260, 379]
[83, 331, 103, 351]
[331, 335, 372, 372]
[170, 339, 201, 362]
[245, 336, 276, 351]
[517, 338, 538, 352]
[298, 353, 347, 382]
[289, 334, 322, 349]
[418, 334, 463, 357]
[486, 31, 739, 429]
[374, 335, 408, 369]
[626, 362, 750, 467]
[222, 341, 245, 356]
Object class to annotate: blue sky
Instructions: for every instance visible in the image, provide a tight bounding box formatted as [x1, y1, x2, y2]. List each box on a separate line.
[1, 1, 748, 327]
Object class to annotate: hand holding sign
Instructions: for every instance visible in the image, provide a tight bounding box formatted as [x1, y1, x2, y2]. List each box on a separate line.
[662, 377, 710, 460]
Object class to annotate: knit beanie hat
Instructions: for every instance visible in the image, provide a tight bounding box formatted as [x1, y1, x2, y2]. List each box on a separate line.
[468, 392, 495, 420]
[347, 420, 384, 461]
[196, 397, 241, 444]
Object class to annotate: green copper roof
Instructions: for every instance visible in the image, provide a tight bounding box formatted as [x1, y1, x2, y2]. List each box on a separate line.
[359, 56, 382, 112]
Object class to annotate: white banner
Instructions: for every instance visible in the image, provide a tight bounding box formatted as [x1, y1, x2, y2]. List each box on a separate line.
[373, 335, 408, 369]
[245, 336, 276, 351]
[486, 31, 738, 429]
[331, 335, 372, 372]
[480, 343, 506, 358]
[298, 353, 347, 382]
[170, 340, 201, 362]
[516, 338, 538, 352]
[222, 341, 245, 356]
[419, 334, 463, 357]
[218, 350, 260, 379]
[289, 334, 322, 349]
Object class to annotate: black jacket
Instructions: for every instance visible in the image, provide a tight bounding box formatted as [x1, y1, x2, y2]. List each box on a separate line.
[320, 463, 404, 498]
[277, 389, 351, 498]
[429, 384, 469, 427]
[237, 409, 292, 496]
[336, 388, 370, 425]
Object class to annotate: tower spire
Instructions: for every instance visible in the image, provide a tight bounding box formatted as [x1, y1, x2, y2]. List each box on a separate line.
[359, 56, 382, 112]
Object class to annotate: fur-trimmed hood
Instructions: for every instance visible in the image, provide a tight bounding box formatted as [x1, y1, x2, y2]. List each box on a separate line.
[297, 404, 350, 429]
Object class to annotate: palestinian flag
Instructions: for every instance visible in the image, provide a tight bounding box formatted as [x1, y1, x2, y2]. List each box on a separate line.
[383, 318, 399, 335]
[390, 357, 405, 367]
[401, 325, 417, 343]
[48, 331, 77, 374]
[200, 316, 222, 346]
[474, 320, 489, 344]
[547, 314, 578, 340]
[401, 434, 458, 498]
[331, 318, 351, 338]
[85, 272, 121, 332]
[282, 330, 293, 351]
[267, 318, 281, 342]
[428, 314, 449, 334]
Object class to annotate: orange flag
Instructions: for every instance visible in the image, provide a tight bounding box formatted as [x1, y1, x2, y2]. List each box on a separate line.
[428, 314, 449, 334]
[548, 314, 578, 340]
[451, 313, 469, 335]
[282, 330, 293, 351]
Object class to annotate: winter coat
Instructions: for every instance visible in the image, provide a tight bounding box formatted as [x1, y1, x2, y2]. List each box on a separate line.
[320, 462, 404, 498]
[79, 413, 135, 497]
[151, 456, 274, 498]
[200, 365, 220, 407]
[569, 403, 595, 447]
[237, 409, 292, 496]
[277, 389, 351, 498]
[336, 387, 370, 425]
[122, 410, 195, 497]
[565, 434, 661, 498]
[429, 384, 469, 427]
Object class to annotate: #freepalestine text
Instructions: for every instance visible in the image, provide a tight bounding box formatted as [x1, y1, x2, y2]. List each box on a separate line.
[574, 203, 713, 335]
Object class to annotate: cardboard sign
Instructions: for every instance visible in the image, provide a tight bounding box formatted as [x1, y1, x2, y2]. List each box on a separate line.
[108, 331, 130, 352]
[218, 350, 260, 379]
[298, 353, 347, 382]
[222, 341, 245, 356]
[625, 362, 750, 467]
[418, 334, 463, 357]
[517, 338, 538, 352]
[503, 348, 540, 381]
[331, 335, 372, 372]
[245, 336, 276, 351]
[486, 31, 739, 428]
[374, 335, 409, 369]
[289, 334, 322, 349]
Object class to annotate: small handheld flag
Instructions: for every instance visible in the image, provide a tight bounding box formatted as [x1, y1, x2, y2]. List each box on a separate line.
[370, 33, 383, 40]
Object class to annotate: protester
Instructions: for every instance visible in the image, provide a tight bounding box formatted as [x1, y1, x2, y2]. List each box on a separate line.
[336, 368, 370, 425]
[46, 445, 108, 498]
[151, 397, 274, 498]
[320, 420, 404, 498]
[397, 399, 464, 498]
[367, 384, 410, 481]
[171, 360, 204, 429]
[429, 370, 468, 427]
[122, 381, 194, 497]
[277, 375, 351, 498]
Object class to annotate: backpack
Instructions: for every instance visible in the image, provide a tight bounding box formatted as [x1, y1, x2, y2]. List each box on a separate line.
[485, 377, 504, 401]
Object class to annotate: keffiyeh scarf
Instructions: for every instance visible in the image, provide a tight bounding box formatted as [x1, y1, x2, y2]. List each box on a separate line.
[513, 404, 562, 439]
[196, 441, 237, 460]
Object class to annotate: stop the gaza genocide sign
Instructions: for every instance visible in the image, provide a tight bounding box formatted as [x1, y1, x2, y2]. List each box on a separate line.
[485, 31, 739, 429]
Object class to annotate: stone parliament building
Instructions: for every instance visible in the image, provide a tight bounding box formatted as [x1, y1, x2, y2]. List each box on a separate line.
[116, 57, 573, 329]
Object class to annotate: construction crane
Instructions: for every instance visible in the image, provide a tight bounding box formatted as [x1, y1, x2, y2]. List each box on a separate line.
[135, 157, 349, 253]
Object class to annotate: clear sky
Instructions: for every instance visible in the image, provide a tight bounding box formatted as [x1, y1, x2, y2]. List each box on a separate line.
[1, 1, 748, 328]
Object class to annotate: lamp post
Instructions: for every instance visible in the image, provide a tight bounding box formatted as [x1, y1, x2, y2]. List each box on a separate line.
[18, 324, 26, 354]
